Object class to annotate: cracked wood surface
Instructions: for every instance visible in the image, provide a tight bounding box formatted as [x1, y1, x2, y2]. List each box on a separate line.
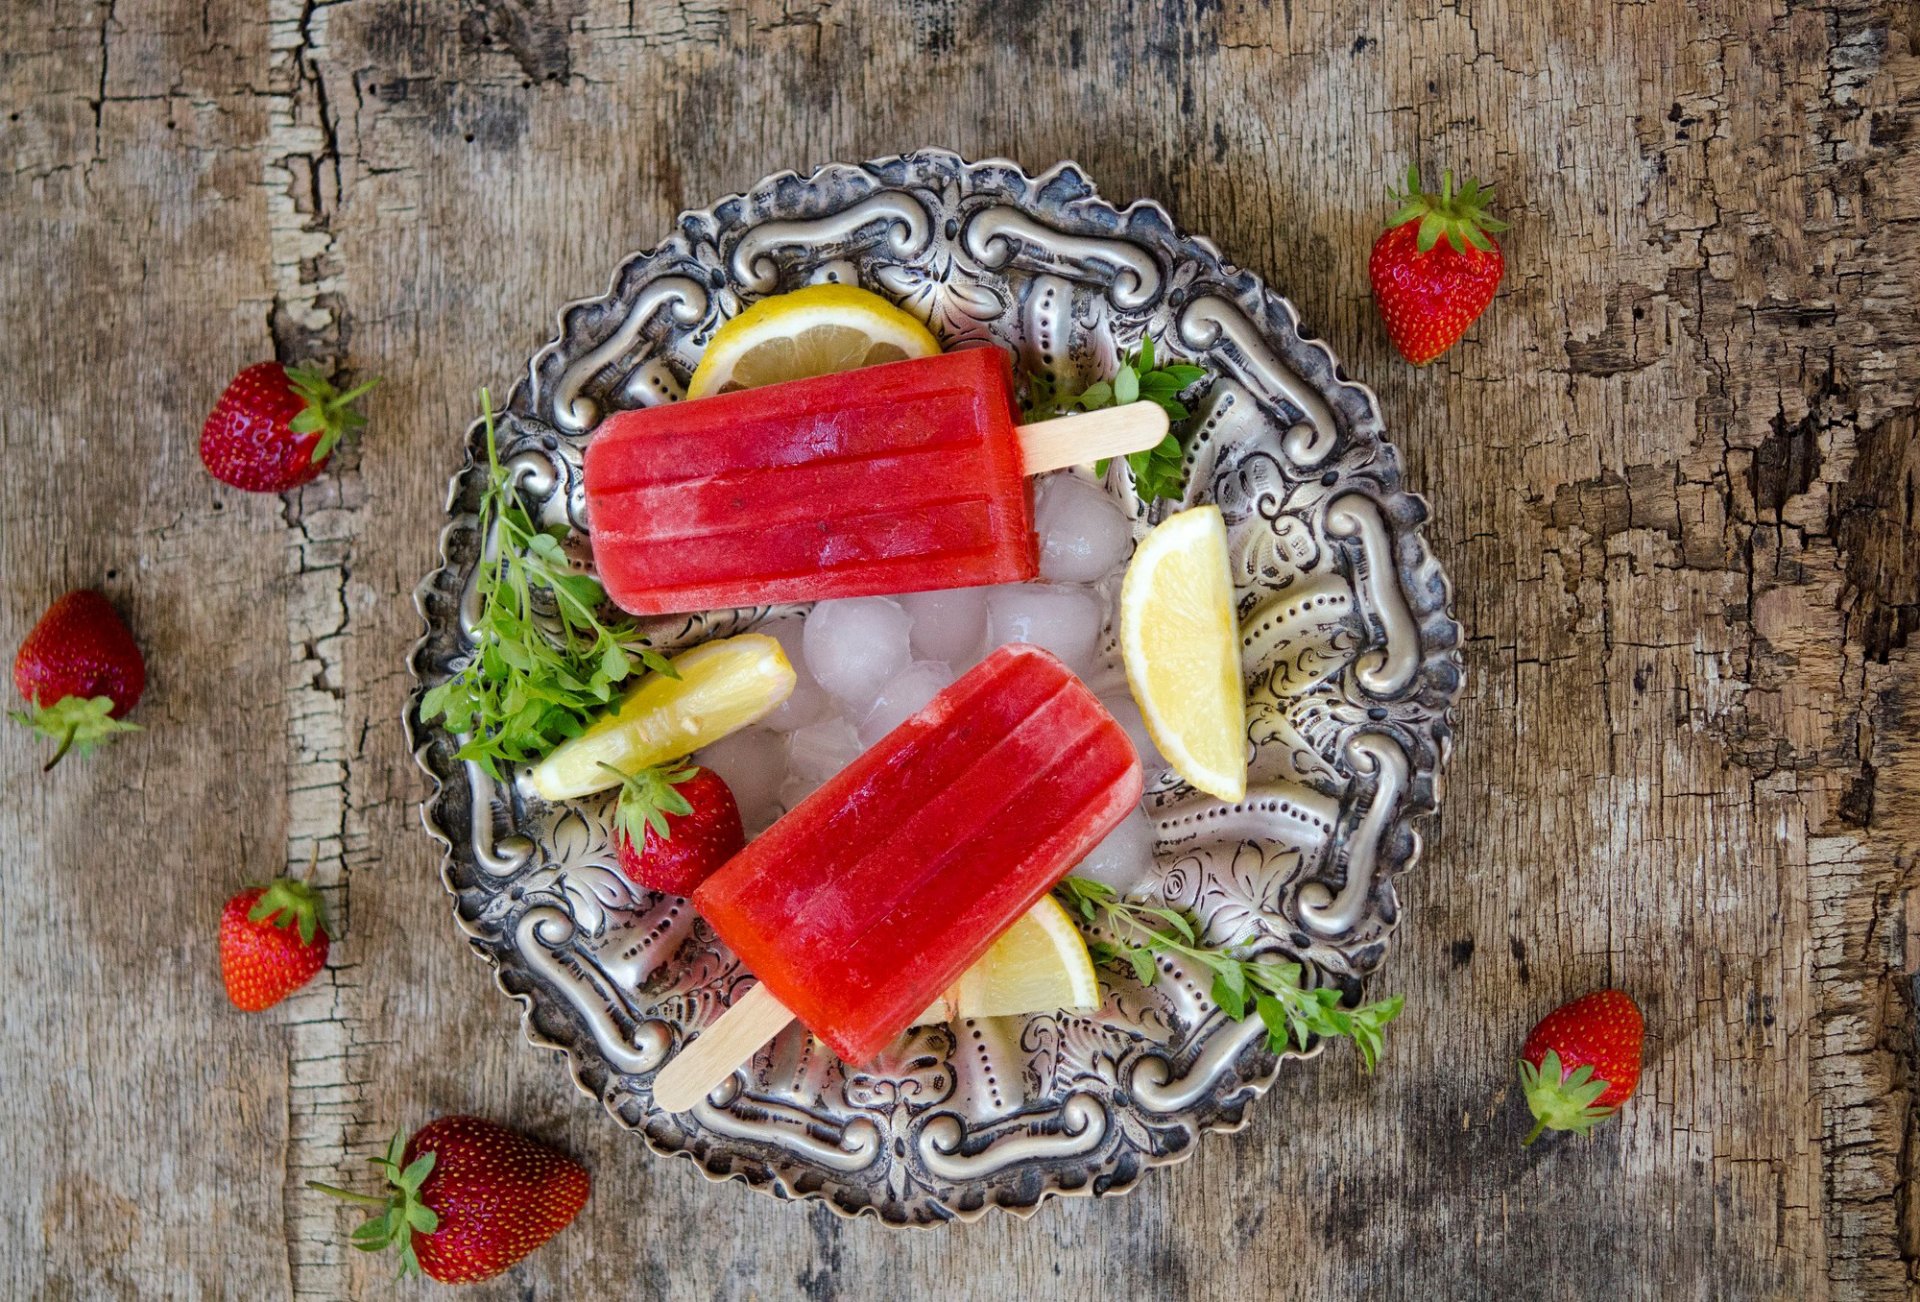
[3, 1, 1918, 1297]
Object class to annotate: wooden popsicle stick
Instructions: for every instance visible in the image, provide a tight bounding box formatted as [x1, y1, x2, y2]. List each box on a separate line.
[1015, 402, 1171, 475]
[651, 982, 795, 1112]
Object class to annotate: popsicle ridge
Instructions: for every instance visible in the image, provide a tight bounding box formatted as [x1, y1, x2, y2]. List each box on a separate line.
[589, 450, 999, 543]
[583, 347, 1037, 615]
[698, 646, 1059, 925]
[692, 644, 1143, 1065]
[774, 678, 1087, 943]
[587, 386, 997, 489]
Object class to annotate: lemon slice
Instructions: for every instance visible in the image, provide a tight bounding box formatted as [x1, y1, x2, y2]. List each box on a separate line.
[686, 283, 941, 398]
[953, 896, 1100, 1019]
[1119, 505, 1247, 801]
[527, 634, 795, 801]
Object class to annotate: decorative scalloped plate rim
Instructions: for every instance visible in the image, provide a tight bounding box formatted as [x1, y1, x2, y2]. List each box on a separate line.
[405, 150, 1463, 1226]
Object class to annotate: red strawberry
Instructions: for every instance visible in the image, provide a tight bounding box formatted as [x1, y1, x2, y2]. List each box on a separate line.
[199, 362, 377, 492]
[312, 1116, 589, 1283]
[11, 589, 145, 769]
[1369, 166, 1509, 365]
[1518, 988, 1646, 1144]
[605, 762, 743, 895]
[219, 879, 330, 1011]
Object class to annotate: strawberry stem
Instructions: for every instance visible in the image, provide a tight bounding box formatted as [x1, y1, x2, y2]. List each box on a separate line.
[285, 367, 380, 464]
[307, 1181, 389, 1207]
[602, 761, 698, 846]
[44, 722, 76, 772]
[1522, 1116, 1548, 1147]
[248, 877, 329, 947]
[11, 692, 141, 767]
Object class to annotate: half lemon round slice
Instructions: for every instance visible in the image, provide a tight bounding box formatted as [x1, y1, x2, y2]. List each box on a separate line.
[685, 283, 940, 398]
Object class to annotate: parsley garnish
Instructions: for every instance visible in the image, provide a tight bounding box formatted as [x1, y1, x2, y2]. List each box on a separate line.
[419, 391, 674, 778]
[1056, 877, 1403, 1069]
[1025, 336, 1208, 504]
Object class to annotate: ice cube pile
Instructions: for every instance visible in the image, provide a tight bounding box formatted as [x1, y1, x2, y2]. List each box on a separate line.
[689, 471, 1161, 894]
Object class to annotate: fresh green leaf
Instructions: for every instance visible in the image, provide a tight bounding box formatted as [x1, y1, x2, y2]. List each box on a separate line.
[1211, 968, 1247, 1020]
[1255, 992, 1292, 1053]
[1019, 343, 1212, 504]
[398, 1152, 436, 1191]
[417, 391, 674, 772]
[1144, 906, 1196, 944]
[1127, 947, 1158, 987]
[1055, 875, 1402, 1071]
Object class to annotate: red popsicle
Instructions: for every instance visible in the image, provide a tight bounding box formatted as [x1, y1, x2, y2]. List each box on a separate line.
[583, 348, 1167, 617]
[651, 645, 1142, 1110]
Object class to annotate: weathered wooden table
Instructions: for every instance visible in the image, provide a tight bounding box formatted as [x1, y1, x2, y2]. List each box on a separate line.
[6, 1, 1917, 1297]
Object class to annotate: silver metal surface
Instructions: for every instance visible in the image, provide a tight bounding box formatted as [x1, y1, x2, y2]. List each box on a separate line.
[407, 151, 1462, 1225]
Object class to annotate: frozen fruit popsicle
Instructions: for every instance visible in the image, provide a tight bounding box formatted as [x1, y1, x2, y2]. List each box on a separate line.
[584, 348, 1167, 616]
[651, 644, 1142, 1111]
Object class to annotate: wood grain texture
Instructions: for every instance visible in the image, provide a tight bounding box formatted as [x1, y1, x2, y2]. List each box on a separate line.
[3, 0, 1918, 1297]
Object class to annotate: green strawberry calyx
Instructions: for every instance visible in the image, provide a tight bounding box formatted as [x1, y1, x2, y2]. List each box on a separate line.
[285, 366, 380, 465]
[8, 693, 141, 771]
[309, 1132, 441, 1281]
[1518, 1047, 1617, 1145]
[247, 877, 330, 948]
[1386, 166, 1510, 255]
[601, 762, 698, 847]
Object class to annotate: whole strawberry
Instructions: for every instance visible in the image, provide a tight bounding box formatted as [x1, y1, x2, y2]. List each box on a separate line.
[603, 762, 744, 896]
[220, 879, 330, 1011]
[10, 589, 145, 769]
[1518, 988, 1646, 1144]
[199, 362, 377, 492]
[1369, 166, 1509, 365]
[312, 1116, 590, 1283]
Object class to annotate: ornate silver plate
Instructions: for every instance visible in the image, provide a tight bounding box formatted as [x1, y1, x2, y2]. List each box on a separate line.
[408, 152, 1460, 1225]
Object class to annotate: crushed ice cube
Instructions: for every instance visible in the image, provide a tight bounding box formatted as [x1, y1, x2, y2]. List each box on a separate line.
[1035, 474, 1133, 582]
[785, 715, 863, 784]
[1097, 690, 1165, 770]
[899, 586, 989, 667]
[802, 597, 912, 713]
[858, 660, 957, 746]
[694, 727, 787, 835]
[779, 773, 823, 811]
[758, 616, 831, 732]
[985, 583, 1102, 675]
[1070, 805, 1156, 894]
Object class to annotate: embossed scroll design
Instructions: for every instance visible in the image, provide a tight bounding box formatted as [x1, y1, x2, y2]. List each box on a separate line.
[548, 277, 710, 435]
[409, 152, 1460, 1225]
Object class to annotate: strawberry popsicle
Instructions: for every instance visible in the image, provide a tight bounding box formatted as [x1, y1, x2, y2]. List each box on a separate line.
[583, 348, 1167, 617]
[651, 644, 1142, 1109]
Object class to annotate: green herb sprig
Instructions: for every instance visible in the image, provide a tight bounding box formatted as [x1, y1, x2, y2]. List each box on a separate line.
[1025, 337, 1208, 504]
[419, 392, 674, 777]
[1056, 877, 1403, 1069]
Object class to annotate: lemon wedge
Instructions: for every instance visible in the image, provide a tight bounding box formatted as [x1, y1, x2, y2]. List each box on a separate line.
[686, 283, 941, 398]
[953, 896, 1100, 1019]
[528, 634, 795, 801]
[1119, 505, 1247, 801]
